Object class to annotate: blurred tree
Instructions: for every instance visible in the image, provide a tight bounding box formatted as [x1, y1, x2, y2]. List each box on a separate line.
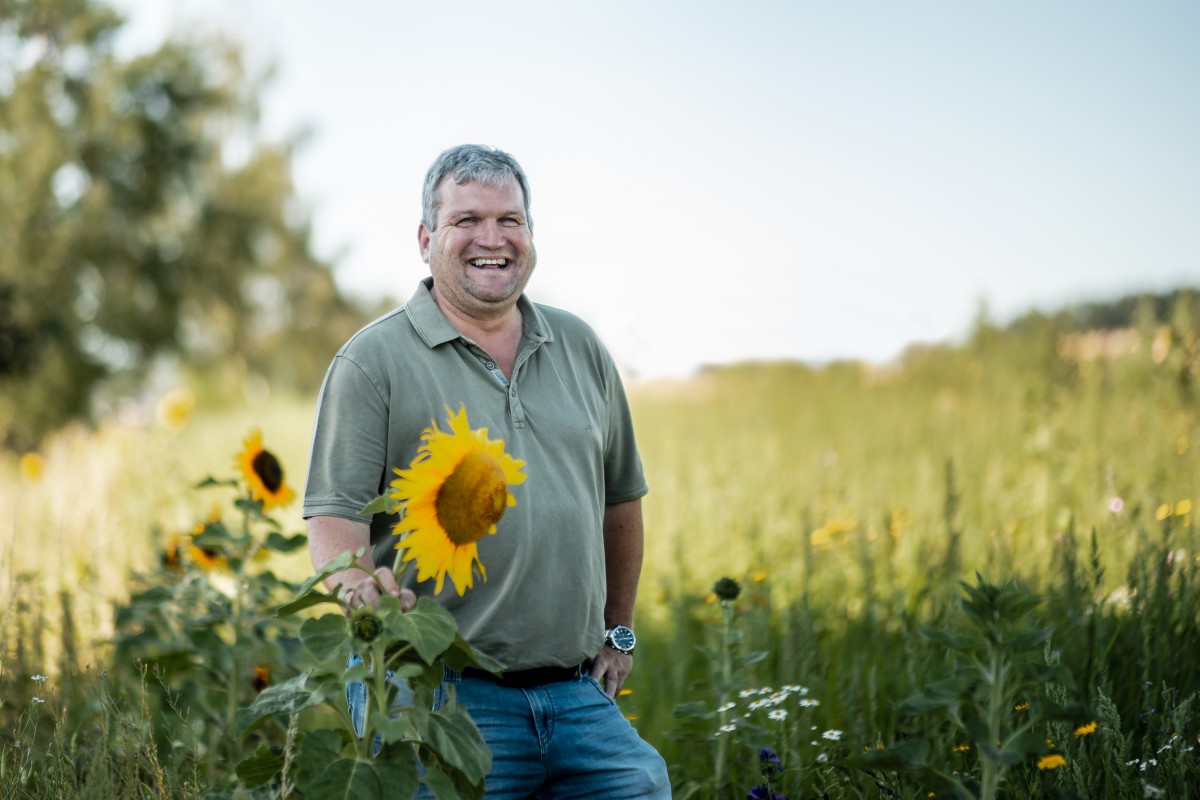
[0, 0, 373, 449]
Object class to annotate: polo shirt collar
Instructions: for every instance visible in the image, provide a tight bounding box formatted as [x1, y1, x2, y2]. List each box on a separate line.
[405, 277, 553, 348]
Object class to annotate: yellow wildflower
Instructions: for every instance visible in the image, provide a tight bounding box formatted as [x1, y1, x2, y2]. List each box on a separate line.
[19, 452, 44, 483]
[1037, 754, 1066, 770]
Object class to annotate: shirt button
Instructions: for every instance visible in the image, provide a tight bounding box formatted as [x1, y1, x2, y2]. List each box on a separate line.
[486, 361, 495, 369]
[510, 389, 517, 396]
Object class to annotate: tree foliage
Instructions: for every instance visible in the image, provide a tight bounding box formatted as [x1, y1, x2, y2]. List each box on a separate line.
[0, 0, 373, 449]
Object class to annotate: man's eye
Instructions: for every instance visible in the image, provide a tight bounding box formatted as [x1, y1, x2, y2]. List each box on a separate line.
[501, 218, 521, 227]
[455, 217, 477, 226]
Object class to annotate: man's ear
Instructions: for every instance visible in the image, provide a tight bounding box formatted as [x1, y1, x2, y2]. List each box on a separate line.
[418, 223, 431, 264]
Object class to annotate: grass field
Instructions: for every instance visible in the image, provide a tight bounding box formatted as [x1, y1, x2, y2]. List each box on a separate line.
[3, 318, 1199, 798]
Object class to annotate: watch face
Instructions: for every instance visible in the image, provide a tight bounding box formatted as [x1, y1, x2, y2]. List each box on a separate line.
[608, 626, 636, 652]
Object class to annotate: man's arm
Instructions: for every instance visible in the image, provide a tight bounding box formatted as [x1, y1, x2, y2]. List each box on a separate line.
[589, 497, 644, 696]
[307, 515, 409, 610]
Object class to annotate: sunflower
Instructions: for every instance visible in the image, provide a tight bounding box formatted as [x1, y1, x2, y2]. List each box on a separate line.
[389, 405, 526, 596]
[161, 532, 185, 573]
[188, 509, 228, 572]
[237, 430, 295, 511]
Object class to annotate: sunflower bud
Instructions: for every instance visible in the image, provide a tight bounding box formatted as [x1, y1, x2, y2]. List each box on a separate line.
[350, 607, 383, 643]
[712, 577, 741, 602]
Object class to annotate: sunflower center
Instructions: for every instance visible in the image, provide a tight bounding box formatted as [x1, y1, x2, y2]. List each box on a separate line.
[252, 450, 284, 492]
[435, 451, 509, 546]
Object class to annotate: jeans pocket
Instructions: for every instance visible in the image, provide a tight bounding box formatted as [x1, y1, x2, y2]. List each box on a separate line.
[582, 674, 618, 707]
[431, 682, 447, 712]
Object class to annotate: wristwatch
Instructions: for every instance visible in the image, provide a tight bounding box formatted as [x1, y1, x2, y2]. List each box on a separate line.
[604, 625, 636, 655]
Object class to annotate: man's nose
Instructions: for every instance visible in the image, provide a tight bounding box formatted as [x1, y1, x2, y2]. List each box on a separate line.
[475, 220, 506, 248]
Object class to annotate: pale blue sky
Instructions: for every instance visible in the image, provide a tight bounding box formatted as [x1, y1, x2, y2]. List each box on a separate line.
[113, 0, 1200, 378]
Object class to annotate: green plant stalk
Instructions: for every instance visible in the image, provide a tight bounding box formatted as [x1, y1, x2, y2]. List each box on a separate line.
[225, 500, 252, 767]
[980, 641, 1006, 800]
[712, 600, 734, 795]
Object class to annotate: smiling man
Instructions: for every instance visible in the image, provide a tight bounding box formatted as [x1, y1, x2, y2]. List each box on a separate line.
[304, 145, 670, 798]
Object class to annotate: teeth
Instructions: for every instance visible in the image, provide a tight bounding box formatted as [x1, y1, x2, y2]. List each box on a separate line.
[471, 258, 507, 266]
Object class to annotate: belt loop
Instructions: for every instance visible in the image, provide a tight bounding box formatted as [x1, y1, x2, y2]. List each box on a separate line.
[443, 666, 463, 683]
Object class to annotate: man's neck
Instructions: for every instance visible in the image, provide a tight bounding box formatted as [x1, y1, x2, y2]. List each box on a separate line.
[431, 285, 523, 343]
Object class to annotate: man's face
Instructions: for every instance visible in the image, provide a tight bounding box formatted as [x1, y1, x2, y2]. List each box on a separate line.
[419, 177, 536, 321]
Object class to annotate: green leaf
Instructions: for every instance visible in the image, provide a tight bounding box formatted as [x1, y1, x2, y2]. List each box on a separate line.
[276, 550, 362, 617]
[849, 738, 930, 769]
[236, 497, 281, 527]
[1007, 729, 1050, 756]
[419, 700, 491, 785]
[301, 615, 352, 663]
[276, 589, 341, 617]
[672, 701, 711, 720]
[384, 597, 458, 665]
[734, 650, 769, 670]
[371, 710, 416, 745]
[235, 744, 287, 788]
[897, 675, 972, 714]
[196, 476, 239, 489]
[920, 627, 974, 651]
[264, 532, 308, 553]
[293, 729, 419, 800]
[361, 494, 391, 516]
[236, 673, 320, 737]
[976, 737, 1024, 766]
[438, 633, 505, 675]
[1009, 627, 1053, 650]
[421, 764, 462, 800]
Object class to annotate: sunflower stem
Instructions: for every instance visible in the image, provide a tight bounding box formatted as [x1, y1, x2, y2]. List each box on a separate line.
[365, 640, 392, 756]
[225, 496, 252, 766]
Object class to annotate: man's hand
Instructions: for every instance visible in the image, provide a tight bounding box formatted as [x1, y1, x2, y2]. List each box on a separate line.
[309, 516, 416, 613]
[589, 645, 633, 697]
[341, 565, 416, 612]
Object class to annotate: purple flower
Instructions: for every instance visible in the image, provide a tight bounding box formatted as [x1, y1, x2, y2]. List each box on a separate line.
[759, 747, 782, 776]
[747, 786, 786, 800]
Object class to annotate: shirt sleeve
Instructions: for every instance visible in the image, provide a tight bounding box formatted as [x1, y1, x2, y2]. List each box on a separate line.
[601, 354, 649, 505]
[303, 353, 392, 522]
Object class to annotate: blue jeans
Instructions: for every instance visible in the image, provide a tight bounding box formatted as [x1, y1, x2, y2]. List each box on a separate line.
[347, 661, 671, 798]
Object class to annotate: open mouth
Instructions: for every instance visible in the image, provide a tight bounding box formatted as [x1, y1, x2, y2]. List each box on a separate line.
[470, 258, 508, 268]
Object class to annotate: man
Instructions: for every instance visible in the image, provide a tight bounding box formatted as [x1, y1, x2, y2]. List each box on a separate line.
[304, 144, 670, 798]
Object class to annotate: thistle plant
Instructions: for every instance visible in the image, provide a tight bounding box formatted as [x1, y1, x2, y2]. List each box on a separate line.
[670, 576, 775, 799]
[851, 574, 1088, 799]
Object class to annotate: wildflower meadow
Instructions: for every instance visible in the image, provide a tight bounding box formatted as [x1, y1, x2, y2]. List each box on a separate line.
[3, 298, 1200, 798]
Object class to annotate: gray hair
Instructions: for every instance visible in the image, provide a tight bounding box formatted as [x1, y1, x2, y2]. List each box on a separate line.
[421, 144, 533, 232]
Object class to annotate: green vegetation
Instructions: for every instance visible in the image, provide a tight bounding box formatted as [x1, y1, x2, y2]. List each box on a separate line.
[0, 0, 381, 450]
[4, 290, 1200, 797]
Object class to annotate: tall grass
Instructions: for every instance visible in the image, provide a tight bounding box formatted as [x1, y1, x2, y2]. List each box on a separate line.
[3, 323, 1199, 797]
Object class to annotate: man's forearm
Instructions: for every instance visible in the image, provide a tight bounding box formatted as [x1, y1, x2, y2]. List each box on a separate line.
[602, 498, 644, 628]
[308, 515, 374, 591]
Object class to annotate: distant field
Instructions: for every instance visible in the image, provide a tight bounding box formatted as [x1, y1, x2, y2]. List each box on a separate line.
[3, 328, 1199, 798]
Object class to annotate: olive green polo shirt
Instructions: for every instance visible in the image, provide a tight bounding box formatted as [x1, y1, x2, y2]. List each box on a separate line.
[303, 278, 647, 671]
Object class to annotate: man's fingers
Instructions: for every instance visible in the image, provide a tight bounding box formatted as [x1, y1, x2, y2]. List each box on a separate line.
[399, 588, 417, 612]
[589, 649, 632, 697]
[374, 566, 402, 596]
[341, 570, 414, 613]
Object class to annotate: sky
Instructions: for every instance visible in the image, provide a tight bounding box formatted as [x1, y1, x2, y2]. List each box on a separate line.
[110, 0, 1200, 379]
